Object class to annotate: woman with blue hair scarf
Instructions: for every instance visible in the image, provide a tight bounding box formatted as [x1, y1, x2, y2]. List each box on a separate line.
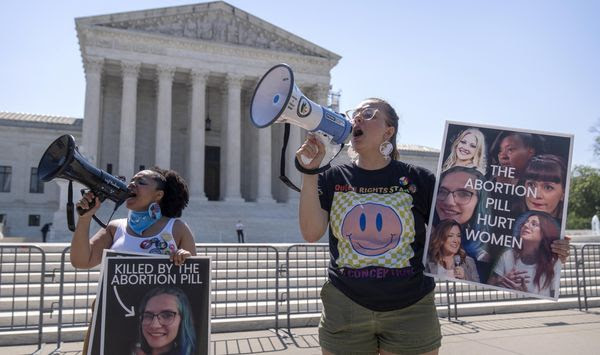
[134, 287, 196, 355]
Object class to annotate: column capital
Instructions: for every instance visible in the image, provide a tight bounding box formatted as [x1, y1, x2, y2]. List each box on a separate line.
[156, 64, 176, 81]
[313, 83, 330, 97]
[121, 60, 141, 78]
[83, 56, 104, 76]
[191, 69, 209, 85]
[225, 73, 245, 88]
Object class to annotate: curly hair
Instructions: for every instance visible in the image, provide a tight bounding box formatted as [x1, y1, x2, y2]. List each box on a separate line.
[148, 167, 189, 218]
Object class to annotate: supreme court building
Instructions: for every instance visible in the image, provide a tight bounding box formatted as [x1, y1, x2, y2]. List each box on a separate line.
[0, 2, 439, 242]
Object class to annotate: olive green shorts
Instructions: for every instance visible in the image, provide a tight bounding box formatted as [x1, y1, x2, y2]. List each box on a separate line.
[318, 281, 442, 355]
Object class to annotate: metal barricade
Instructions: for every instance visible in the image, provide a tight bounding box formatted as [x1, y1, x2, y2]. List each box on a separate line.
[561, 245, 581, 308]
[284, 244, 329, 331]
[581, 244, 600, 311]
[54, 247, 100, 351]
[196, 244, 281, 329]
[0, 245, 45, 352]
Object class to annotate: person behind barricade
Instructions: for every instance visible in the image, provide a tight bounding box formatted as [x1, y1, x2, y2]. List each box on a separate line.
[441, 128, 487, 175]
[70, 167, 197, 353]
[297, 98, 442, 355]
[133, 286, 196, 355]
[488, 211, 569, 297]
[426, 219, 480, 282]
[592, 207, 600, 235]
[40, 222, 52, 242]
[235, 220, 245, 243]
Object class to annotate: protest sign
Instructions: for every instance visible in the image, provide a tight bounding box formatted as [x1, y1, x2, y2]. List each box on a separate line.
[88, 251, 211, 355]
[423, 121, 573, 300]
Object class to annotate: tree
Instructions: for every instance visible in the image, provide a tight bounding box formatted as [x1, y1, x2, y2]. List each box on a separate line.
[567, 165, 600, 229]
[590, 118, 600, 159]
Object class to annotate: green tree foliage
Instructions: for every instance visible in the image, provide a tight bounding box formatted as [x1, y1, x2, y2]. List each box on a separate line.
[590, 118, 600, 158]
[567, 165, 600, 229]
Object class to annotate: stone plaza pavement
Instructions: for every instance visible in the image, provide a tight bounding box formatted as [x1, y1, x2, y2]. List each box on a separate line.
[3, 308, 599, 355]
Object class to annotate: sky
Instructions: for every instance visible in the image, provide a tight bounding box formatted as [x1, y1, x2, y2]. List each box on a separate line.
[1, 0, 599, 169]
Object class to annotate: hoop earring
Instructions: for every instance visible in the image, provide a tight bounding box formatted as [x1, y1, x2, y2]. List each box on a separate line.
[379, 141, 393, 160]
[148, 202, 162, 221]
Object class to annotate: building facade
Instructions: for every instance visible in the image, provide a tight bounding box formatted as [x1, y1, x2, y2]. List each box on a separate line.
[0, 113, 82, 239]
[0, 2, 440, 242]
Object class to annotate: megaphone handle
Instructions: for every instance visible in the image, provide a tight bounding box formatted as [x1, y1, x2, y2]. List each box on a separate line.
[66, 180, 76, 232]
[76, 189, 96, 216]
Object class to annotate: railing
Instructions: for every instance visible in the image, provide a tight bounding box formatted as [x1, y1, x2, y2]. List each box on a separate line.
[581, 244, 600, 311]
[55, 247, 100, 349]
[1, 242, 600, 350]
[0, 245, 46, 352]
[195, 245, 280, 326]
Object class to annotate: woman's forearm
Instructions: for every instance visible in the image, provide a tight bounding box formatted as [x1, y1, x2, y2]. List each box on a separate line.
[299, 174, 328, 242]
[70, 216, 94, 268]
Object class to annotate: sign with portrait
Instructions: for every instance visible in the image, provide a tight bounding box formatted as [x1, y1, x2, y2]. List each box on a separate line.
[423, 121, 573, 300]
[88, 251, 211, 355]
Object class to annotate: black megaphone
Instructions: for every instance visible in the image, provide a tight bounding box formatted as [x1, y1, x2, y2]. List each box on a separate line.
[37, 134, 132, 231]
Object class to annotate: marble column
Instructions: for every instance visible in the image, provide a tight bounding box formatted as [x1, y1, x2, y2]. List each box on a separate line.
[313, 84, 330, 107]
[118, 61, 140, 179]
[224, 73, 244, 202]
[189, 69, 209, 202]
[257, 124, 275, 203]
[81, 56, 103, 165]
[155, 65, 175, 169]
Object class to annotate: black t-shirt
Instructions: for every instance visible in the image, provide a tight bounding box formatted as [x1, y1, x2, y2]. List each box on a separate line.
[318, 160, 436, 312]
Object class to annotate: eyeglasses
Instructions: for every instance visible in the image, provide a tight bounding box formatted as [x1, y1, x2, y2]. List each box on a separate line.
[141, 311, 178, 326]
[436, 188, 474, 205]
[345, 107, 379, 122]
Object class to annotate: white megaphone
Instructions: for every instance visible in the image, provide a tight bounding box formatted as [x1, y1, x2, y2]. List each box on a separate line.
[250, 64, 352, 189]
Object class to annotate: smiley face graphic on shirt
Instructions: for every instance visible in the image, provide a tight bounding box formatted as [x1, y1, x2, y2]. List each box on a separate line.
[341, 203, 402, 256]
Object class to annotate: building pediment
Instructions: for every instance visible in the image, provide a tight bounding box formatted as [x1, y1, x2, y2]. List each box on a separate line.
[76, 1, 340, 60]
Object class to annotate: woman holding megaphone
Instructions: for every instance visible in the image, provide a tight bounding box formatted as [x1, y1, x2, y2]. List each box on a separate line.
[297, 98, 442, 355]
[70, 166, 196, 269]
[72, 166, 196, 354]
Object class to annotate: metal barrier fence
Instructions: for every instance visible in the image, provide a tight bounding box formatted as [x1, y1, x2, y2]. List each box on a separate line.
[195, 245, 281, 327]
[0, 245, 46, 352]
[284, 244, 328, 331]
[1, 242, 600, 349]
[581, 244, 600, 311]
[283, 244, 460, 331]
[55, 247, 100, 350]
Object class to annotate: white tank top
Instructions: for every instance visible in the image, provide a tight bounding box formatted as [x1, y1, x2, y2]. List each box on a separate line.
[110, 218, 179, 255]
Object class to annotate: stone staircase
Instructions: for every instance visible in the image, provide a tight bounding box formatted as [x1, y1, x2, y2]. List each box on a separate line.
[0, 242, 599, 346]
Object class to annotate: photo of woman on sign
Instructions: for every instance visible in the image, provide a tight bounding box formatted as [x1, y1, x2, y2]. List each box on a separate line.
[133, 286, 196, 355]
[434, 166, 491, 264]
[488, 211, 561, 297]
[488, 131, 543, 184]
[426, 219, 480, 282]
[518, 154, 567, 220]
[441, 128, 487, 175]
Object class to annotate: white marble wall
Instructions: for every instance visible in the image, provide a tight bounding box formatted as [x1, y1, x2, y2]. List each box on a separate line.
[0, 124, 79, 239]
